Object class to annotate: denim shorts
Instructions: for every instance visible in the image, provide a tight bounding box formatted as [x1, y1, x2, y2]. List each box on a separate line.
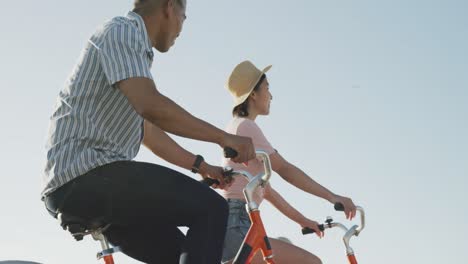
[221, 199, 252, 263]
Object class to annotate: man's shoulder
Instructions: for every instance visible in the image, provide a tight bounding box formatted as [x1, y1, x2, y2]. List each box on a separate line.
[106, 15, 137, 29]
[91, 15, 139, 44]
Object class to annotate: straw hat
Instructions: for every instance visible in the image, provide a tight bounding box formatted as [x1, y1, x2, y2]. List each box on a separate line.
[226, 60, 272, 107]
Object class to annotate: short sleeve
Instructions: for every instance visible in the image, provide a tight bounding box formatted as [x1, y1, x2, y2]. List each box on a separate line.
[237, 120, 275, 155]
[97, 23, 153, 86]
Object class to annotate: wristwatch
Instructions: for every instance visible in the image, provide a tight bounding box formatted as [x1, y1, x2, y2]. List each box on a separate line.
[191, 155, 204, 174]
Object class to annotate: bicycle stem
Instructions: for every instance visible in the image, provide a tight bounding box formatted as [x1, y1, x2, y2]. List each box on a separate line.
[241, 151, 272, 211]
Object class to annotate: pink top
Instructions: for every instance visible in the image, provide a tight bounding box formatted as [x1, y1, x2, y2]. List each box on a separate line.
[220, 117, 275, 203]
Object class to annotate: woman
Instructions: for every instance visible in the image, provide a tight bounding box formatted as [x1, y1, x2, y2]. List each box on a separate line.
[220, 61, 357, 264]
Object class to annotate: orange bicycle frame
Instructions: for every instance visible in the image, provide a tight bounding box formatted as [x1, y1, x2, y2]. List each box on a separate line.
[102, 255, 115, 264]
[231, 151, 275, 264]
[347, 254, 358, 264]
[233, 209, 275, 264]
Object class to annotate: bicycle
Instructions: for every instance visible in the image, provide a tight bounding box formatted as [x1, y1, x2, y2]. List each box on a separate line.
[202, 150, 276, 264]
[56, 149, 364, 264]
[302, 203, 366, 264]
[206, 150, 365, 264]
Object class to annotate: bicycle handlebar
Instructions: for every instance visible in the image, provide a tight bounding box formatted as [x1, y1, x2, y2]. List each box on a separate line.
[255, 150, 272, 183]
[200, 148, 273, 188]
[302, 203, 366, 256]
[239, 150, 272, 211]
[201, 178, 219, 186]
[333, 203, 365, 234]
[222, 148, 272, 181]
[224, 147, 238, 158]
[200, 147, 237, 186]
[302, 203, 365, 234]
[334, 203, 345, 211]
[301, 224, 325, 235]
[301, 203, 344, 235]
[200, 149, 273, 211]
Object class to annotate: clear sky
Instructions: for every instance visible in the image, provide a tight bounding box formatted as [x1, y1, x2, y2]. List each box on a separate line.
[1, 0, 467, 263]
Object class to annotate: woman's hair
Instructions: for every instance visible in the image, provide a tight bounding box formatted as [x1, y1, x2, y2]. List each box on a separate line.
[232, 74, 266, 117]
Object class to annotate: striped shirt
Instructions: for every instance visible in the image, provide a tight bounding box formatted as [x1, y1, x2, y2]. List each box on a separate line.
[42, 11, 154, 198]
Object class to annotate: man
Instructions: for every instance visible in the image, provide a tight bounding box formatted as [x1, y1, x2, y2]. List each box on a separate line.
[42, 0, 255, 263]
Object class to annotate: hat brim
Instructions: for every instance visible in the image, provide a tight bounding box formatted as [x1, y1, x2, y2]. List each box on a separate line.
[232, 65, 272, 108]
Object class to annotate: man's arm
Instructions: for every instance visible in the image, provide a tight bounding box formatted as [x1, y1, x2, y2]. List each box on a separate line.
[142, 120, 197, 171]
[119, 77, 224, 144]
[142, 120, 228, 187]
[117, 77, 254, 162]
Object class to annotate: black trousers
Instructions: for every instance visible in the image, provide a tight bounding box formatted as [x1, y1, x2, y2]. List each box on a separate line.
[44, 161, 229, 264]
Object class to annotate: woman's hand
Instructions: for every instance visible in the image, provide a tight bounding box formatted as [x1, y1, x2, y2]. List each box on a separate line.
[299, 218, 324, 238]
[199, 162, 233, 189]
[331, 195, 356, 220]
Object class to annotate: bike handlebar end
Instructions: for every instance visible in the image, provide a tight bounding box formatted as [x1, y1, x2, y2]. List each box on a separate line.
[224, 147, 238, 158]
[301, 224, 325, 235]
[334, 203, 345, 211]
[201, 178, 220, 186]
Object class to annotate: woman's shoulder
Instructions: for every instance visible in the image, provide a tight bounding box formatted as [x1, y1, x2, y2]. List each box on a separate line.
[230, 117, 256, 128]
[226, 117, 265, 139]
[235, 118, 265, 138]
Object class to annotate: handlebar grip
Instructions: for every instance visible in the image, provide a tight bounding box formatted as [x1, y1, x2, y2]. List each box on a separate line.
[224, 147, 238, 158]
[334, 203, 345, 211]
[201, 178, 220, 186]
[301, 224, 325, 235]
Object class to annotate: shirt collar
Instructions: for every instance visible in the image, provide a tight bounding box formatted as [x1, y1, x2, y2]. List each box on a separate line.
[126, 11, 153, 52]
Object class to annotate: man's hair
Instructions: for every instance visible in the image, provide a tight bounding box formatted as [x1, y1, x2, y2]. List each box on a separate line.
[133, 0, 185, 16]
[232, 74, 267, 117]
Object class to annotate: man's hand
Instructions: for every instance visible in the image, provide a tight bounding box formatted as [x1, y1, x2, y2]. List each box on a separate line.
[199, 162, 233, 189]
[222, 133, 255, 163]
[331, 195, 356, 220]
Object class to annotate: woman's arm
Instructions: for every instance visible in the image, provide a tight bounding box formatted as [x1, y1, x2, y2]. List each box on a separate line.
[270, 151, 356, 219]
[270, 152, 335, 201]
[264, 185, 324, 236]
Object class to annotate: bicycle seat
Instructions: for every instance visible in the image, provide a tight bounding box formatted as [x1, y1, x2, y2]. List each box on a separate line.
[58, 212, 108, 241]
[57, 212, 121, 261]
